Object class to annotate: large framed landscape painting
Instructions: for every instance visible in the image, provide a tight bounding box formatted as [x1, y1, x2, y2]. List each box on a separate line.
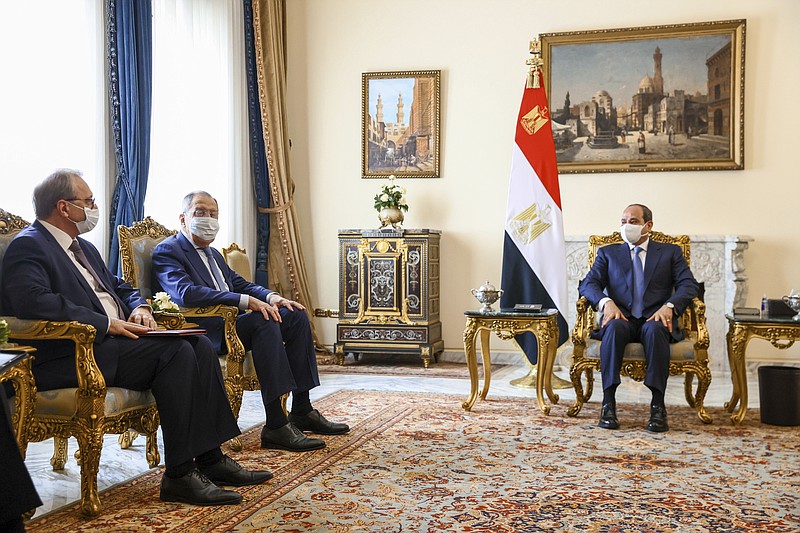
[540, 19, 745, 173]
[362, 70, 441, 179]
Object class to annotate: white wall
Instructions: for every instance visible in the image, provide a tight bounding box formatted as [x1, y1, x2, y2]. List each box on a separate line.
[286, 0, 800, 361]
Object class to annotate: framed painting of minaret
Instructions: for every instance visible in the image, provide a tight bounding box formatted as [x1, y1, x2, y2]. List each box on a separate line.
[361, 70, 441, 179]
[540, 19, 745, 174]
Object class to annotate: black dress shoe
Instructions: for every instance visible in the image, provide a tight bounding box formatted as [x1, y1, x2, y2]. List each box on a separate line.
[160, 468, 242, 506]
[198, 455, 273, 487]
[598, 402, 619, 430]
[261, 422, 326, 452]
[647, 404, 669, 433]
[289, 409, 350, 435]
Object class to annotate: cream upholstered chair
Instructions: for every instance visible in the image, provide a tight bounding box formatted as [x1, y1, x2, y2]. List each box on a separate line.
[568, 230, 712, 424]
[0, 208, 160, 517]
[117, 218, 257, 449]
[220, 242, 263, 392]
[222, 242, 253, 282]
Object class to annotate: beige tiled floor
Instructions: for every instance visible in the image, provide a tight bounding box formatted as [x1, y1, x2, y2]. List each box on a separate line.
[23, 363, 763, 517]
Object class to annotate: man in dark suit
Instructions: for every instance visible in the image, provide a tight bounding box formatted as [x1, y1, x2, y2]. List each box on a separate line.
[151, 191, 348, 453]
[579, 204, 698, 432]
[1, 170, 272, 507]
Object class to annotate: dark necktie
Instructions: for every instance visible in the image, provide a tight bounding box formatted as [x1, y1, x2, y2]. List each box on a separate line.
[69, 239, 126, 319]
[632, 246, 645, 318]
[203, 247, 228, 291]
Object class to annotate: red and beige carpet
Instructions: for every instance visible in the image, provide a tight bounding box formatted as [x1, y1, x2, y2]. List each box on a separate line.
[317, 354, 505, 378]
[27, 390, 800, 532]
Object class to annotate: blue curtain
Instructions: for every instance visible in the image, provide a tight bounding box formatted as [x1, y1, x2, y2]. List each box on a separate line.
[106, 0, 153, 275]
[244, 0, 271, 288]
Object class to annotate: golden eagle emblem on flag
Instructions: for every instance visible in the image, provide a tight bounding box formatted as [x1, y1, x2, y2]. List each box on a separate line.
[510, 202, 552, 244]
[520, 105, 550, 135]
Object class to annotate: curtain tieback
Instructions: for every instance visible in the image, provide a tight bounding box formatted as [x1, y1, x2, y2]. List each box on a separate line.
[258, 198, 293, 214]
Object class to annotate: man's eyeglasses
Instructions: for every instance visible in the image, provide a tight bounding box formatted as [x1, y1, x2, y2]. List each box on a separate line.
[188, 209, 218, 218]
[66, 197, 96, 207]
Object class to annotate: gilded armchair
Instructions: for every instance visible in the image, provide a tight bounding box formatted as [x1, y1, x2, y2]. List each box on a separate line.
[0, 208, 160, 517]
[117, 218, 258, 448]
[569, 230, 712, 423]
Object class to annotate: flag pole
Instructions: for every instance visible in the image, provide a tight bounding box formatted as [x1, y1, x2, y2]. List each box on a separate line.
[509, 39, 572, 390]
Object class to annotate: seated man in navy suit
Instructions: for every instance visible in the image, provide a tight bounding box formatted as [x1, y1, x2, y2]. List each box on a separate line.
[151, 191, 348, 453]
[579, 204, 698, 432]
[1, 170, 272, 507]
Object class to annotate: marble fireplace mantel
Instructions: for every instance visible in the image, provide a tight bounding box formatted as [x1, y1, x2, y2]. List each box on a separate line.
[562, 234, 753, 373]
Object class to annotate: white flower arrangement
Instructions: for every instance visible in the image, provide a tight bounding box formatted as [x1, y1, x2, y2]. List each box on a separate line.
[151, 292, 180, 313]
[0, 318, 8, 344]
[373, 174, 408, 212]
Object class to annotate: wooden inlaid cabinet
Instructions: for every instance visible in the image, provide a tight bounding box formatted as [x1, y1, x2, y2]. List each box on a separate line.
[335, 228, 443, 367]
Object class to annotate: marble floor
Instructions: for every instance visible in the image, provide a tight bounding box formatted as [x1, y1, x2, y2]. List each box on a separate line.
[23, 362, 763, 519]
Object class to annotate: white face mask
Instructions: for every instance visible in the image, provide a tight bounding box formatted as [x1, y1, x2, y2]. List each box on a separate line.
[620, 223, 648, 245]
[190, 216, 220, 241]
[67, 203, 100, 234]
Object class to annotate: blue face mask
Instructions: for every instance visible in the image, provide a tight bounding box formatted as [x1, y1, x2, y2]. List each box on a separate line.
[189, 216, 220, 241]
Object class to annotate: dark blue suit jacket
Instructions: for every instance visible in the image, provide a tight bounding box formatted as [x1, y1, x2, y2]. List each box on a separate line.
[1, 221, 147, 386]
[579, 240, 698, 341]
[151, 232, 274, 350]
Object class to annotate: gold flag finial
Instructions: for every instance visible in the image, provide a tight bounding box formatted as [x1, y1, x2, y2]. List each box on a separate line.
[526, 39, 543, 89]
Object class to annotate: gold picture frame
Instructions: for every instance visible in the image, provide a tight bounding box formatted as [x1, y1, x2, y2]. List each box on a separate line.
[361, 70, 441, 179]
[540, 19, 745, 173]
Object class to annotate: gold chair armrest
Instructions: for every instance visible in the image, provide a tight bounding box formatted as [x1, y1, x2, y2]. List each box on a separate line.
[690, 297, 710, 350]
[152, 311, 187, 330]
[571, 296, 591, 347]
[6, 317, 106, 403]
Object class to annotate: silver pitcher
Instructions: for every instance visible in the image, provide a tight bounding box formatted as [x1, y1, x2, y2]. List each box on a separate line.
[782, 289, 800, 321]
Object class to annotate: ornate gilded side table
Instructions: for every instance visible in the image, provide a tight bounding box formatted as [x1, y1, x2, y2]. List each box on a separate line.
[461, 308, 559, 415]
[0, 345, 36, 447]
[725, 314, 800, 425]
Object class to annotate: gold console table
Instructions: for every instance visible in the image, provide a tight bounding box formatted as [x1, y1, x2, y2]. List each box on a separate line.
[725, 314, 800, 425]
[462, 308, 559, 415]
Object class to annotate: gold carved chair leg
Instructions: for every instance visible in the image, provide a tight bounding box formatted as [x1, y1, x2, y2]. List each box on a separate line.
[685, 365, 712, 423]
[582, 368, 594, 403]
[118, 429, 138, 449]
[684, 372, 697, 408]
[74, 426, 105, 516]
[567, 360, 597, 417]
[51, 436, 68, 470]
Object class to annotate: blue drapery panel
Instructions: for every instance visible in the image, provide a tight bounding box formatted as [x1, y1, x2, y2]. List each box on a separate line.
[244, 0, 271, 288]
[107, 0, 153, 275]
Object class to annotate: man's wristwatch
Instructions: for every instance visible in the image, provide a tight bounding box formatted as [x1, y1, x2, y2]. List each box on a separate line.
[665, 302, 675, 309]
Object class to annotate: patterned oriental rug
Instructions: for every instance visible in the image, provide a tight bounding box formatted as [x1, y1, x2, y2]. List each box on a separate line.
[318, 359, 505, 378]
[27, 391, 800, 532]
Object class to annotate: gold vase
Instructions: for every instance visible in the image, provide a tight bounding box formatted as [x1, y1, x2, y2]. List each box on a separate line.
[378, 206, 404, 229]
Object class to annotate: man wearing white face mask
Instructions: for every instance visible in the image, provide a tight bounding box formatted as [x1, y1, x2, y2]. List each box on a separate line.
[579, 204, 699, 432]
[1, 170, 273, 508]
[152, 191, 349, 454]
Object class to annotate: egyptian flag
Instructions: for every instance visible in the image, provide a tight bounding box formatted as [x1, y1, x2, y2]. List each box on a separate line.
[500, 70, 569, 364]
